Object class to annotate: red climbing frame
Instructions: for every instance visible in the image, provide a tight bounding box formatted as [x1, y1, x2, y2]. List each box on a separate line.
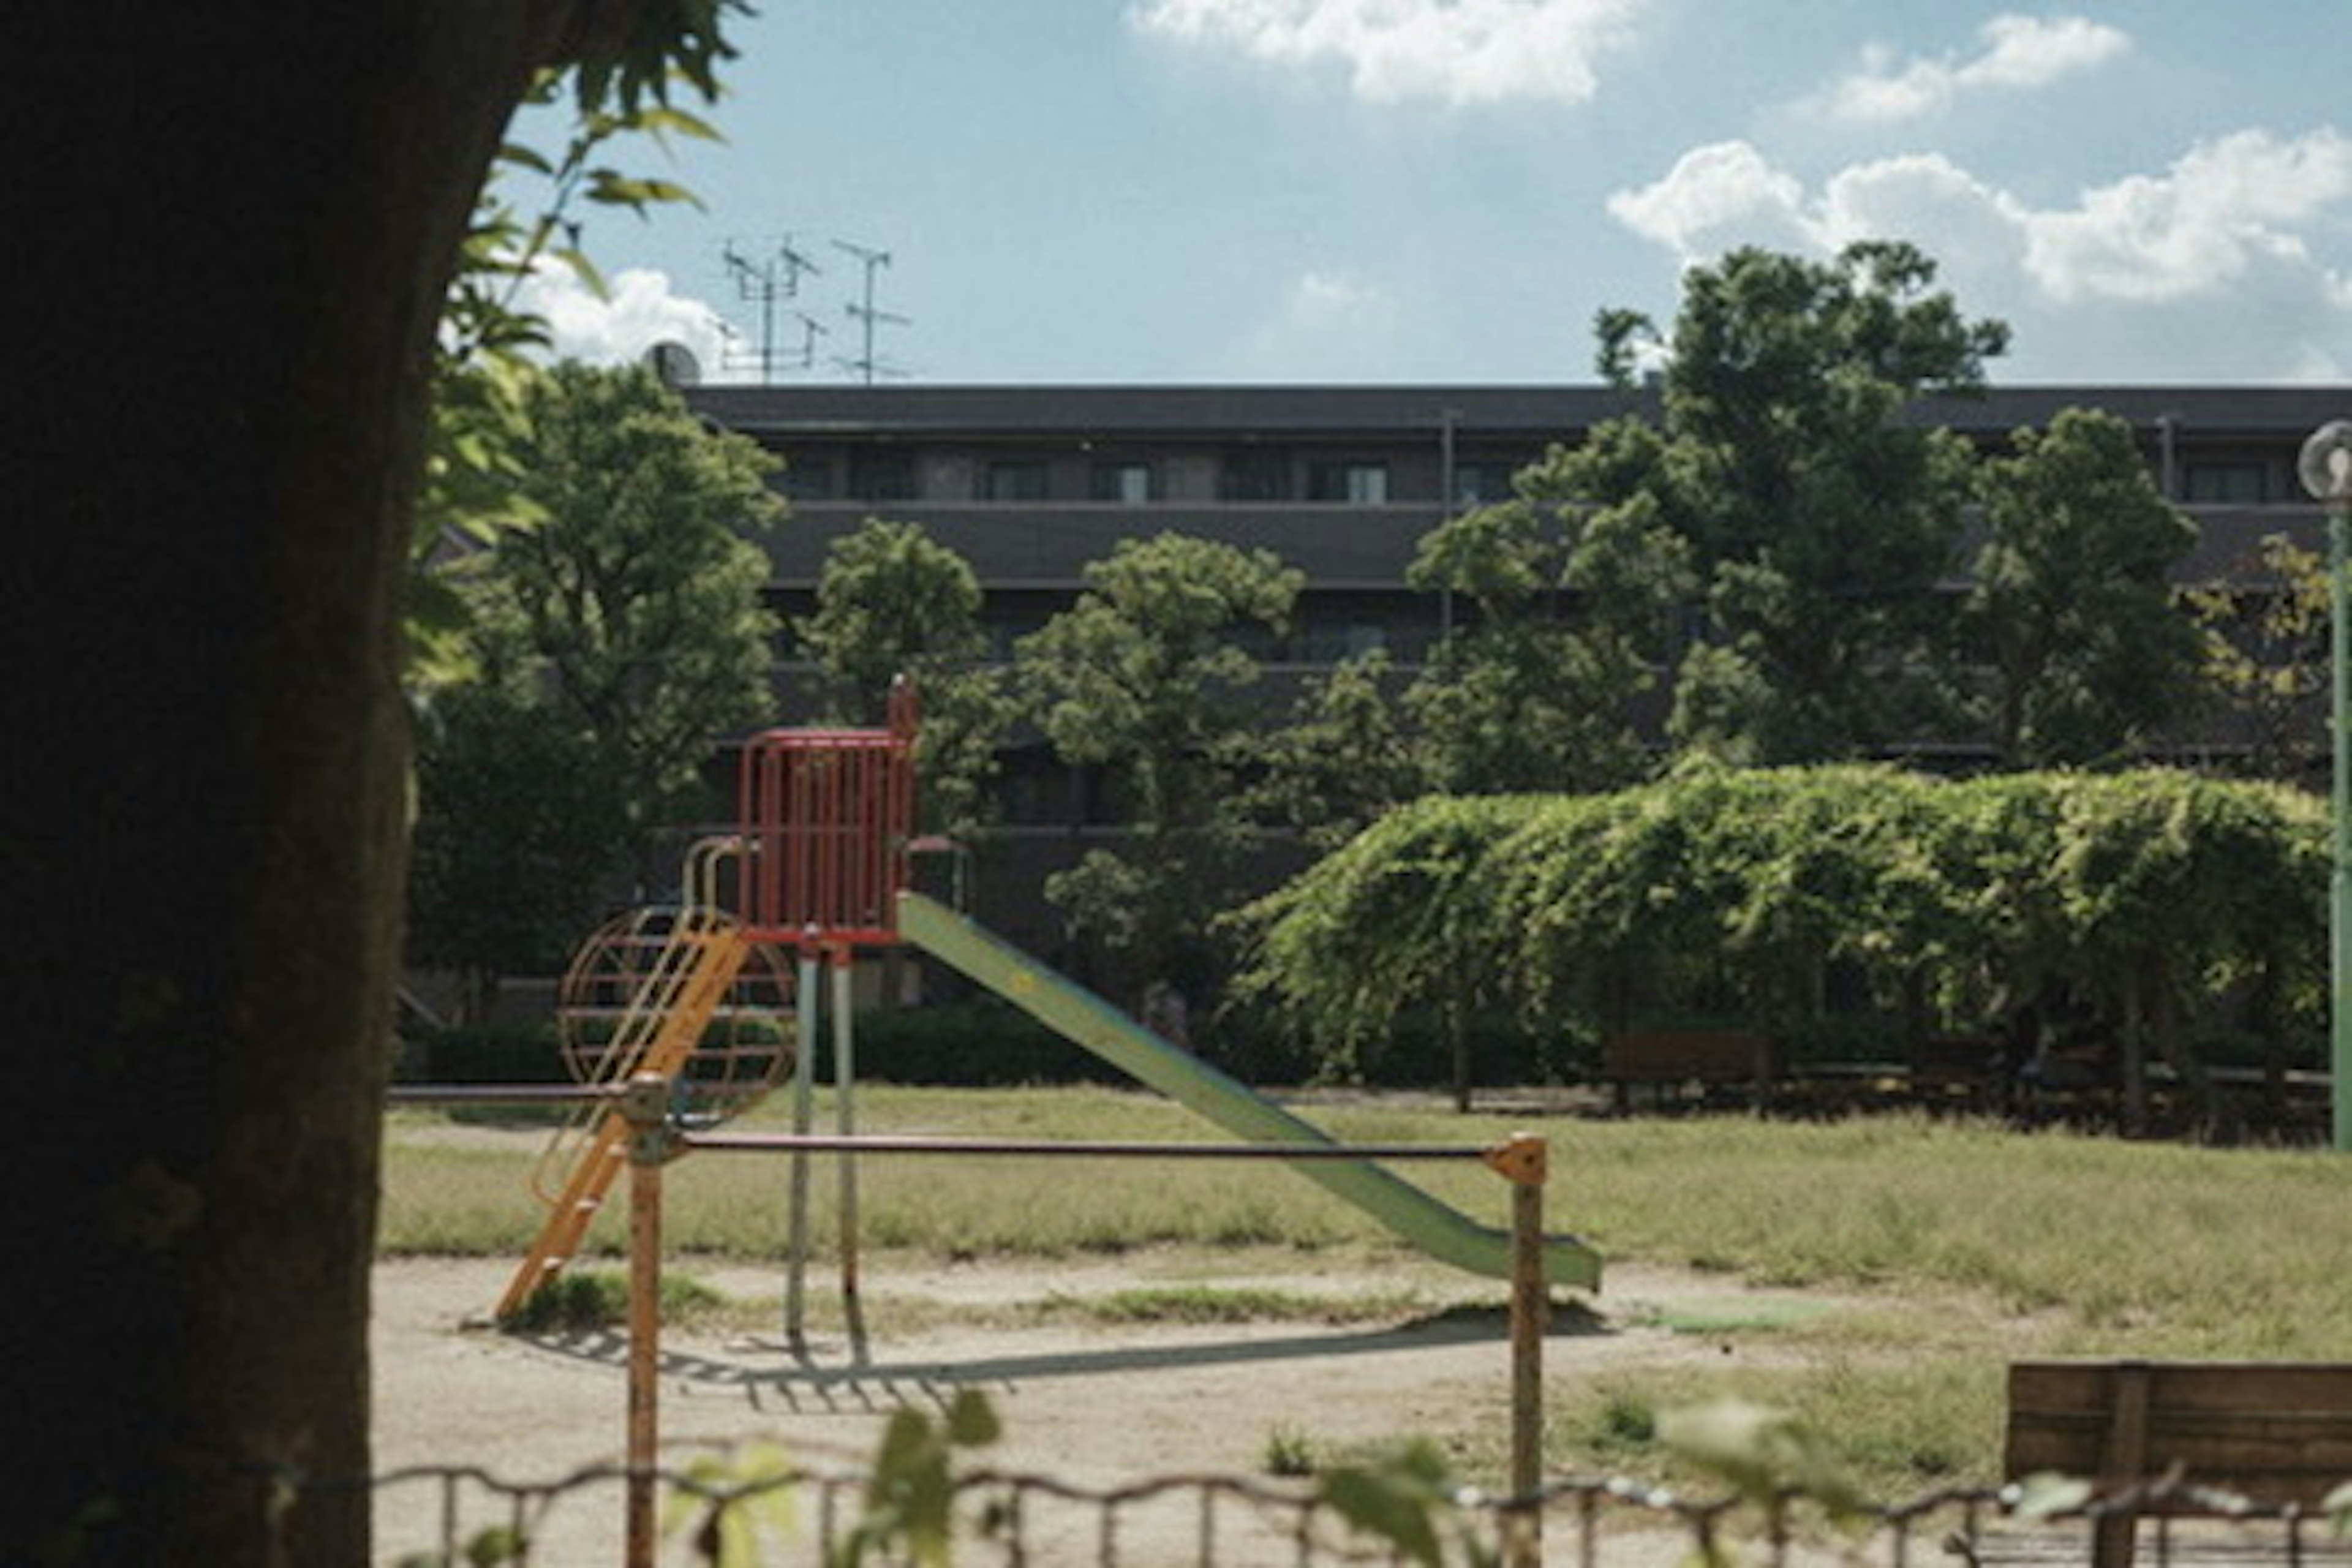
[736, 681, 919, 948]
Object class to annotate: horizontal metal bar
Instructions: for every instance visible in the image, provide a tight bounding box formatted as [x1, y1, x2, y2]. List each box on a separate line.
[681, 1131, 1495, 1162]
[386, 1084, 617, 1107]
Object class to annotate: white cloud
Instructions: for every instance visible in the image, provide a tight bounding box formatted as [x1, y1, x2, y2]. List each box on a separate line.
[512, 262, 735, 380]
[2026, 128, 2352, 303]
[1820, 14, 2128, 123]
[1129, 0, 1645, 107]
[1605, 129, 2352, 380]
[1605, 141, 1821, 255]
[1231, 268, 1417, 377]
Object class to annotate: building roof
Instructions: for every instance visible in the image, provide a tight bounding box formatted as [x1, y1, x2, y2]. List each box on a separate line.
[687, 383, 2352, 441]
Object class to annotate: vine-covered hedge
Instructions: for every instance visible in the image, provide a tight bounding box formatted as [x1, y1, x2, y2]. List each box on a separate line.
[1236, 766, 2329, 1088]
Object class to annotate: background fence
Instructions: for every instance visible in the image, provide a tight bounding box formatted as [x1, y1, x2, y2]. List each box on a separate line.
[334, 1453, 2352, 1566]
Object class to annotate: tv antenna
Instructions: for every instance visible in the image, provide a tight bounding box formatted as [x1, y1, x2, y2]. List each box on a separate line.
[719, 236, 822, 382]
[833, 238, 910, 384]
[719, 309, 829, 377]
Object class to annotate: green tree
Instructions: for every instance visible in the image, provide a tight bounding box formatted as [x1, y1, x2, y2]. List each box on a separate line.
[796, 518, 1011, 840]
[6, 10, 744, 1561]
[1016, 532, 1302, 1010]
[1251, 651, 1426, 851]
[1596, 242, 2008, 763]
[413, 85, 720, 688]
[2192, 532, 2330, 781]
[1964, 407, 2207, 767]
[466, 360, 782, 841]
[1238, 766, 2325, 1120]
[406, 686, 633, 1022]
[1404, 474, 1692, 794]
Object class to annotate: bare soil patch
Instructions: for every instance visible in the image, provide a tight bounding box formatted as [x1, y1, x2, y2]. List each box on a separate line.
[372, 1249, 1860, 1564]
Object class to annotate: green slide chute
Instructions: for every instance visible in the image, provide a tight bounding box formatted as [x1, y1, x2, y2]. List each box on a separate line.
[897, 892, 1600, 1290]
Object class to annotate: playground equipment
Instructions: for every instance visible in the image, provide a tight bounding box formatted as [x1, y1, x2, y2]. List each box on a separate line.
[557, 905, 796, 1117]
[499, 686, 922, 1323]
[898, 892, 1597, 1288]
[498, 679, 1598, 1324]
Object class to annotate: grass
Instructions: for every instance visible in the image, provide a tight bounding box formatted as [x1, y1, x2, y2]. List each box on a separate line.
[1038, 1283, 1422, 1325]
[383, 1085, 2352, 1496]
[500, 1268, 733, 1334]
[1262, 1424, 1318, 1476]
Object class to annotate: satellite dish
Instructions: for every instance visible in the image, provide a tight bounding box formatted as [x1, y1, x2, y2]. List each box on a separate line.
[646, 341, 702, 388]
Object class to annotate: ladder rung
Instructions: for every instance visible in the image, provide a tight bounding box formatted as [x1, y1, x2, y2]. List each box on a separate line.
[499, 921, 750, 1317]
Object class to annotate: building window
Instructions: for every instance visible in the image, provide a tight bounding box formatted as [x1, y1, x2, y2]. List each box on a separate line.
[1452, 462, 1516, 507]
[780, 458, 834, 500]
[1090, 461, 1155, 503]
[1309, 461, 1389, 504]
[1292, 620, 1389, 662]
[851, 453, 916, 502]
[1220, 452, 1289, 502]
[2185, 462, 2267, 503]
[984, 461, 1050, 502]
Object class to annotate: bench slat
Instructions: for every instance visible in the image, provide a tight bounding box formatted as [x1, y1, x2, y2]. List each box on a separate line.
[2007, 1360, 2352, 1515]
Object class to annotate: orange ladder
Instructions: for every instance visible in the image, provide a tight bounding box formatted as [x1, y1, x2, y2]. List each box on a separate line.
[496, 909, 754, 1321]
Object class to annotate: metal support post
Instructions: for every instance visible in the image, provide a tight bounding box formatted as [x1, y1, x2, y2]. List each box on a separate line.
[832, 945, 866, 1352]
[622, 1074, 672, 1568]
[786, 937, 821, 1343]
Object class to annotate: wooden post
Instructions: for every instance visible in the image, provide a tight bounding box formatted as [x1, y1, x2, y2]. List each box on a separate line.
[2093, 1362, 2152, 1568]
[623, 1074, 671, 1568]
[1487, 1134, 1550, 1568]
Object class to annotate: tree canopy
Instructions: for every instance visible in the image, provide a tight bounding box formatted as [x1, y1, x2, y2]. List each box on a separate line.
[462, 359, 782, 834]
[1238, 766, 2326, 1114]
[1402, 481, 1691, 794]
[796, 516, 1010, 839]
[1593, 242, 2008, 763]
[1964, 407, 2207, 767]
[1017, 532, 1302, 1006]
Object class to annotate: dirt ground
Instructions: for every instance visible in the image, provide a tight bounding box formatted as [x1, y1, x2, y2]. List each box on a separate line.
[371, 1248, 1856, 1565]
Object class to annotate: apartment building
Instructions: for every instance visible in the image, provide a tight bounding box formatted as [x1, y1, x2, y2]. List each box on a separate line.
[688, 382, 2346, 662]
[684, 382, 2350, 949]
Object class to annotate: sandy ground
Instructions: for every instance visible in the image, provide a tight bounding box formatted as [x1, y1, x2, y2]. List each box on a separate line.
[370, 1248, 1856, 1566]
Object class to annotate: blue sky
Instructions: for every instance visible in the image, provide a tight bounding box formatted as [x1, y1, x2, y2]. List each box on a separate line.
[522, 1, 2352, 386]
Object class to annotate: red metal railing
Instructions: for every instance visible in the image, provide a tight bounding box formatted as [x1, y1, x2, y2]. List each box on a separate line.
[736, 681, 918, 947]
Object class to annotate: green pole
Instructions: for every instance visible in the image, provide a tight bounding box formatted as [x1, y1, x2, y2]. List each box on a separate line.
[2333, 502, 2351, 1151]
[2296, 421, 2352, 1152]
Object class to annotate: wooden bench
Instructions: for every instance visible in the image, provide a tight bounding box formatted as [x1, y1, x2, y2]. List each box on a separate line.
[1602, 1030, 1774, 1111]
[2005, 1359, 2352, 1568]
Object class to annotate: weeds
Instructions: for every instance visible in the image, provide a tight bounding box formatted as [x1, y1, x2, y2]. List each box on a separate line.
[501, 1268, 729, 1333]
[387, 1085, 2352, 1499]
[1264, 1424, 1318, 1476]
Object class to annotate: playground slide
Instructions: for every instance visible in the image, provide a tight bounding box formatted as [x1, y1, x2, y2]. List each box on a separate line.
[896, 892, 1600, 1291]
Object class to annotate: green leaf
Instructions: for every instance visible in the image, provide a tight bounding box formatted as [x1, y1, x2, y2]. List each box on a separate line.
[635, 104, 725, 143]
[1658, 1398, 1867, 1520]
[2012, 1471, 2095, 1522]
[495, 141, 555, 176]
[944, 1386, 1001, 1446]
[1318, 1439, 1461, 1568]
[584, 170, 704, 212]
[2323, 1480, 2352, 1538]
[551, 246, 611, 301]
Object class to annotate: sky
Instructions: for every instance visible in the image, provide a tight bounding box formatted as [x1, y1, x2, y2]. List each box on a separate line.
[519, 1, 2352, 388]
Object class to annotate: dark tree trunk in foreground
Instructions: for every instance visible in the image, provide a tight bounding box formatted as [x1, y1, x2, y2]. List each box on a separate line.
[4, 7, 608, 1561]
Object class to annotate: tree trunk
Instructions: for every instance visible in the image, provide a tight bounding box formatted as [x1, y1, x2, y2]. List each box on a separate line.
[2120, 975, 2148, 1136]
[5, 7, 597, 1561]
[1450, 996, 1473, 1114]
